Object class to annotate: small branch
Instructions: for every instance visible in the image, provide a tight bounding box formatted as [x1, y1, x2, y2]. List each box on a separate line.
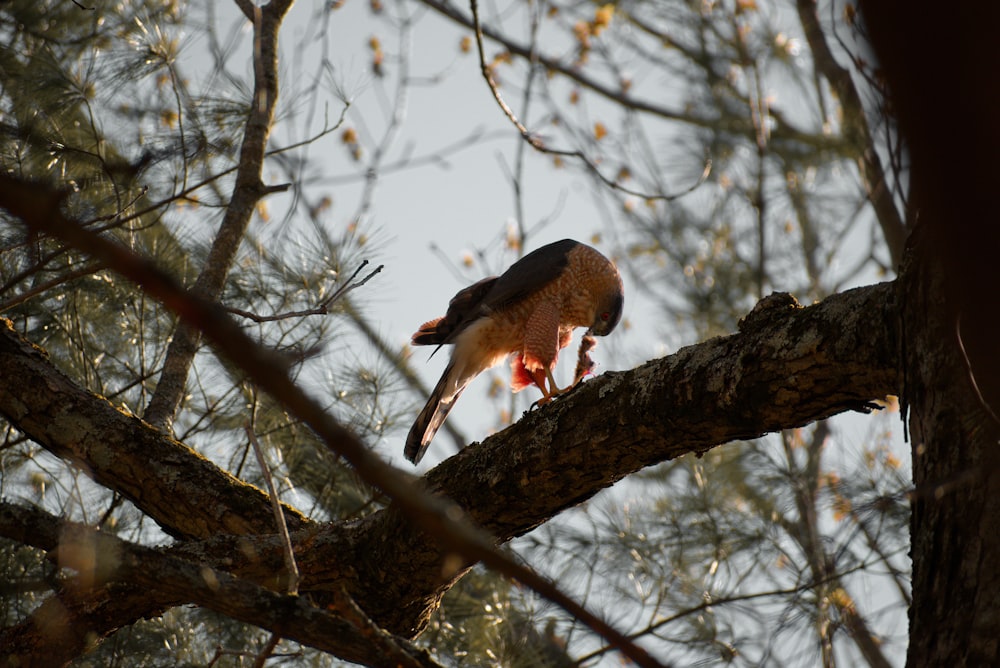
[251, 634, 282, 668]
[330, 587, 427, 668]
[956, 313, 1000, 427]
[262, 182, 292, 196]
[0, 262, 104, 313]
[246, 424, 300, 596]
[226, 261, 383, 323]
[319, 260, 383, 309]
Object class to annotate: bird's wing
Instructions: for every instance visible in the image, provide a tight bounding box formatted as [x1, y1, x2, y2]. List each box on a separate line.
[412, 276, 498, 347]
[479, 239, 578, 314]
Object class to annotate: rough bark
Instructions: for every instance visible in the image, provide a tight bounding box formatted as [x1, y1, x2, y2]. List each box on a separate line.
[859, 3, 1000, 665]
[0, 318, 309, 541]
[898, 246, 1000, 666]
[0, 281, 900, 663]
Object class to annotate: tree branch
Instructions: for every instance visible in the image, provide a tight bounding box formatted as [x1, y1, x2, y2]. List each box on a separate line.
[143, 0, 295, 429]
[0, 502, 441, 668]
[0, 265, 900, 662]
[795, 0, 907, 267]
[0, 316, 310, 541]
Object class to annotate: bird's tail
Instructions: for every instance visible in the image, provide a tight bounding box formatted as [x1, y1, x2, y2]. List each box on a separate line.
[405, 361, 466, 464]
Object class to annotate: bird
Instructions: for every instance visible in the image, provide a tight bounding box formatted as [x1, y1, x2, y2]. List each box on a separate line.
[404, 238, 624, 464]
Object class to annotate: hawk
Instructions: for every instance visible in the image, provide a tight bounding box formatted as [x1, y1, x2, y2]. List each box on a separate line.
[405, 239, 624, 464]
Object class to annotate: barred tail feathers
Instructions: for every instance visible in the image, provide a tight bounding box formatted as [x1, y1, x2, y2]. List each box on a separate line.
[404, 361, 466, 464]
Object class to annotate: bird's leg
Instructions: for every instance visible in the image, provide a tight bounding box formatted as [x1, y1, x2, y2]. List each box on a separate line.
[545, 368, 571, 397]
[530, 367, 572, 407]
[527, 368, 554, 406]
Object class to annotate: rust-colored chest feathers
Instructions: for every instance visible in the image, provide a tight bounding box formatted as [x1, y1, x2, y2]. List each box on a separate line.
[404, 239, 624, 464]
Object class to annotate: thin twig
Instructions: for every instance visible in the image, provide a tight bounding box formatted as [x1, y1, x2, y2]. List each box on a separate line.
[319, 260, 383, 308]
[226, 261, 383, 323]
[468, 0, 710, 202]
[956, 313, 1000, 427]
[246, 424, 301, 596]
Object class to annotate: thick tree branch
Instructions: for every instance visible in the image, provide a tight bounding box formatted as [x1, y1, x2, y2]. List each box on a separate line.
[0, 317, 310, 541]
[0, 503, 440, 668]
[422, 287, 899, 542]
[0, 273, 899, 661]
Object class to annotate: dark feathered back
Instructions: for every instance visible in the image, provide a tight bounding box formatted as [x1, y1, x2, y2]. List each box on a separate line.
[411, 276, 498, 347]
[411, 240, 580, 348]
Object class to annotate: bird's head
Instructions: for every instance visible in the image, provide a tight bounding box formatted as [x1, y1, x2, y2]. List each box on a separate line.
[588, 281, 624, 337]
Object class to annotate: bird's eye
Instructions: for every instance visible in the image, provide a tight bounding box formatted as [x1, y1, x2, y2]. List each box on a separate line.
[601, 312, 610, 321]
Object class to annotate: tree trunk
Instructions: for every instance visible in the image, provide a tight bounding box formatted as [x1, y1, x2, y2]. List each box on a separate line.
[901, 242, 1000, 665]
[860, 3, 1000, 665]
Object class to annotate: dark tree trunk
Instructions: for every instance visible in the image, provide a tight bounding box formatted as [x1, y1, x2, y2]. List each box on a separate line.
[899, 244, 1000, 665]
[861, 3, 1000, 665]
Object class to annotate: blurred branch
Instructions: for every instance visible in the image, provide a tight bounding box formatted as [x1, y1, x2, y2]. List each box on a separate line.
[795, 0, 906, 268]
[0, 173, 668, 668]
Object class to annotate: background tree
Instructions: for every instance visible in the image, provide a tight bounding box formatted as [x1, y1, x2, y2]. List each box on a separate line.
[0, 0, 989, 666]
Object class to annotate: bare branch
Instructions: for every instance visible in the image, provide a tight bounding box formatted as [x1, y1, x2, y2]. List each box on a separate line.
[468, 0, 711, 202]
[246, 423, 300, 595]
[0, 174, 669, 668]
[226, 261, 383, 323]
